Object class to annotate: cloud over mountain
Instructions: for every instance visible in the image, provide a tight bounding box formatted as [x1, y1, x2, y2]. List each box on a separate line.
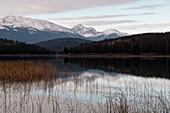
[0, 0, 140, 16]
[116, 23, 170, 30]
[60, 20, 136, 27]
[49, 13, 156, 21]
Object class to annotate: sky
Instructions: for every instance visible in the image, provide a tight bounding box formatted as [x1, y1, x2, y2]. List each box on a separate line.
[0, 0, 169, 34]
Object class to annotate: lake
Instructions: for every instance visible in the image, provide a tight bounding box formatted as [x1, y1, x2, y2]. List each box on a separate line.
[0, 56, 169, 113]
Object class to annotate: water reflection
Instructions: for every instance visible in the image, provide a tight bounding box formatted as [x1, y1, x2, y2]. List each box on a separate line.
[0, 57, 169, 113]
[64, 57, 170, 79]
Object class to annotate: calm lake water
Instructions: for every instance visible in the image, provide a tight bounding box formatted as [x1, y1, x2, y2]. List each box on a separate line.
[0, 56, 169, 113]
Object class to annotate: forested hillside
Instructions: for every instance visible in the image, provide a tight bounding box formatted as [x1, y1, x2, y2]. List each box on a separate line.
[64, 32, 170, 55]
[36, 38, 91, 52]
[0, 38, 55, 54]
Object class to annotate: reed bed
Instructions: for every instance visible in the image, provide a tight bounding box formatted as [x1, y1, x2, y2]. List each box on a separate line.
[0, 60, 58, 82]
[0, 60, 169, 113]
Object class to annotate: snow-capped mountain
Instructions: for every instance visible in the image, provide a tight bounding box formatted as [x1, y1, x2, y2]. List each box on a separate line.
[99, 29, 128, 36]
[0, 16, 128, 43]
[0, 16, 83, 43]
[71, 24, 128, 41]
[71, 24, 98, 37]
[0, 16, 74, 33]
[88, 29, 128, 41]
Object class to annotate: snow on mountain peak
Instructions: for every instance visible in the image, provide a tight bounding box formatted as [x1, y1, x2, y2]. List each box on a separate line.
[102, 29, 121, 35]
[71, 24, 128, 38]
[0, 16, 74, 33]
[74, 24, 84, 28]
[95, 28, 128, 37]
[71, 24, 98, 37]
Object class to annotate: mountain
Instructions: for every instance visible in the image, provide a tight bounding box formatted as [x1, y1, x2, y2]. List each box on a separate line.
[0, 38, 55, 54]
[0, 16, 75, 33]
[71, 24, 98, 37]
[0, 16, 127, 43]
[36, 38, 91, 52]
[71, 24, 128, 41]
[65, 32, 170, 55]
[97, 29, 128, 37]
[87, 29, 128, 41]
[0, 16, 83, 43]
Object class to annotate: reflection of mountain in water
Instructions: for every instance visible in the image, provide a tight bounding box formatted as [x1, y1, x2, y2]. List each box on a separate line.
[53, 68, 170, 104]
[64, 57, 170, 79]
[58, 69, 119, 86]
[56, 70, 170, 90]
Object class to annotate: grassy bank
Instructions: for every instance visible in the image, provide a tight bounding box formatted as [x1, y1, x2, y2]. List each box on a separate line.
[0, 60, 58, 82]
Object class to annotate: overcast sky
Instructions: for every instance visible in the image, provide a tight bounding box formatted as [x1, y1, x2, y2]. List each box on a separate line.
[0, 0, 169, 34]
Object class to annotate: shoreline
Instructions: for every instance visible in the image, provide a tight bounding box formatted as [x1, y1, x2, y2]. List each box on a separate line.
[63, 54, 170, 58]
[0, 54, 170, 58]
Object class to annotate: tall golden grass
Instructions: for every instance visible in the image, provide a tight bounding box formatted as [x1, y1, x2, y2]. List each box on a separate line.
[0, 60, 58, 82]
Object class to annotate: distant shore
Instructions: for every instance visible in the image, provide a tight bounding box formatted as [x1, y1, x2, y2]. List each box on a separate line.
[0, 54, 170, 58]
[62, 54, 170, 58]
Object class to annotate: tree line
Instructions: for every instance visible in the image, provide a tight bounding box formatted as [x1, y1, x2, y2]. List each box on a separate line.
[64, 32, 170, 55]
[0, 38, 55, 54]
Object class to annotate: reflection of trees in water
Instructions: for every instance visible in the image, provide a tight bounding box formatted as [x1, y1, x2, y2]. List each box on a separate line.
[64, 57, 170, 79]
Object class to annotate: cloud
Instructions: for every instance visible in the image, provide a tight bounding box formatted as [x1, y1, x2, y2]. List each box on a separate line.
[59, 20, 137, 27]
[49, 13, 156, 21]
[127, 4, 164, 10]
[50, 15, 126, 21]
[116, 23, 170, 30]
[0, 0, 141, 16]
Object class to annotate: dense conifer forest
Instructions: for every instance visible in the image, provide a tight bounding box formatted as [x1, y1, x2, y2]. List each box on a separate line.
[64, 32, 170, 55]
[0, 38, 55, 54]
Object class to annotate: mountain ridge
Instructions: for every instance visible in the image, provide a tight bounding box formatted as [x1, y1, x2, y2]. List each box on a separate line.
[0, 16, 127, 43]
[71, 24, 128, 40]
[71, 24, 99, 37]
[0, 16, 75, 34]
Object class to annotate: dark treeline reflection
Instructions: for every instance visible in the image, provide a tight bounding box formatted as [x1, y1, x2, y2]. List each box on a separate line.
[0, 56, 56, 61]
[64, 57, 170, 79]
